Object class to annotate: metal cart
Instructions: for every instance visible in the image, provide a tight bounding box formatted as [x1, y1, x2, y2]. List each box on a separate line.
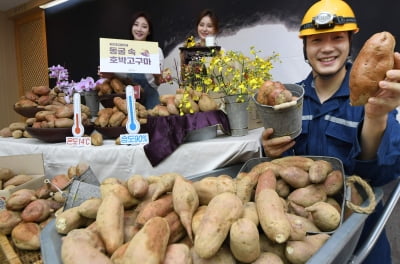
[40, 162, 400, 264]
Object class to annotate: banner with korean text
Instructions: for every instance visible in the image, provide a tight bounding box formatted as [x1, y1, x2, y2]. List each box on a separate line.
[99, 38, 160, 74]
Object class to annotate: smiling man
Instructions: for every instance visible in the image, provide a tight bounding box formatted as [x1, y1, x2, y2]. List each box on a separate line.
[261, 0, 400, 263]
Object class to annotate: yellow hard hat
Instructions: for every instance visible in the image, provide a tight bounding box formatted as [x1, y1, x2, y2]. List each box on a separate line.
[299, 0, 359, 37]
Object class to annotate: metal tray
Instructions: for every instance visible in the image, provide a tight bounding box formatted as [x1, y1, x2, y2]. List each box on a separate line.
[40, 159, 399, 264]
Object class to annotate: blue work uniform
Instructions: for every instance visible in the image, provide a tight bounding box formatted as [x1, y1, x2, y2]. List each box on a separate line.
[286, 63, 400, 264]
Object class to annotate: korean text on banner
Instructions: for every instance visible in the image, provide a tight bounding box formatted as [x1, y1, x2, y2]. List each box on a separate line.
[99, 38, 160, 74]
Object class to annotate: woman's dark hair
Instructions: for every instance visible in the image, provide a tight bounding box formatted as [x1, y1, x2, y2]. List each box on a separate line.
[196, 9, 219, 34]
[130, 11, 154, 41]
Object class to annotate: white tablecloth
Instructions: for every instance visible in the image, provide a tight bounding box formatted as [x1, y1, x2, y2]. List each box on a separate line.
[0, 128, 263, 182]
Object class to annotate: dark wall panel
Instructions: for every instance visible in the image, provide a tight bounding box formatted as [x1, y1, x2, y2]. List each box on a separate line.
[46, 0, 400, 82]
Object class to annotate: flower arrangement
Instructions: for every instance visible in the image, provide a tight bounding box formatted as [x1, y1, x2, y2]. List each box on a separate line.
[200, 47, 280, 101]
[48, 65, 98, 103]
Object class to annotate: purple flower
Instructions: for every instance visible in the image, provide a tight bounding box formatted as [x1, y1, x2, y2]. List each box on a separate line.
[48, 65, 99, 103]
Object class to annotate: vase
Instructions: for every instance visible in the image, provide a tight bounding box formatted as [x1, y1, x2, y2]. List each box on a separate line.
[223, 94, 249, 136]
[82, 90, 99, 117]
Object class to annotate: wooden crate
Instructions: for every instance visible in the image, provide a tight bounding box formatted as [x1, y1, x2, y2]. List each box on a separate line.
[0, 234, 42, 264]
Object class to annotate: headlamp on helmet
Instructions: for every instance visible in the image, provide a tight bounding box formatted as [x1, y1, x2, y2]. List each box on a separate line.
[299, 0, 359, 37]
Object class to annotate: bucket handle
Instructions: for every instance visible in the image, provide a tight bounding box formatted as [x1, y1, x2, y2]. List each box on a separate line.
[345, 175, 377, 214]
[272, 100, 297, 110]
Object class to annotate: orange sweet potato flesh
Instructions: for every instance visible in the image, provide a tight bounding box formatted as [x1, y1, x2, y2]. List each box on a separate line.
[349, 31, 396, 106]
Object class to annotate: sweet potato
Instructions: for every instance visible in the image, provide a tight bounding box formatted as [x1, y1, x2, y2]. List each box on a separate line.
[55, 105, 74, 118]
[194, 192, 243, 258]
[271, 156, 315, 171]
[97, 108, 114, 127]
[91, 132, 103, 146]
[163, 211, 186, 244]
[61, 229, 112, 264]
[286, 213, 320, 240]
[6, 189, 37, 210]
[135, 193, 174, 226]
[4, 174, 33, 188]
[77, 197, 102, 219]
[55, 117, 74, 128]
[97, 193, 124, 255]
[308, 160, 333, 183]
[242, 201, 259, 226]
[279, 166, 310, 188]
[126, 174, 149, 198]
[193, 175, 236, 205]
[122, 210, 139, 243]
[305, 201, 341, 232]
[11, 222, 41, 250]
[191, 245, 236, 264]
[258, 233, 287, 262]
[114, 97, 128, 115]
[121, 216, 170, 264]
[235, 168, 260, 204]
[62, 228, 106, 254]
[229, 218, 260, 263]
[21, 199, 54, 222]
[172, 175, 199, 242]
[198, 93, 218, 112]
[253, 252, 284, 264]
[249, 161, 283, 175]
[110, 78, 125, 93]
[109, 111, 126, 127]
[349, 31, 396, 106]
[0, 168, 14, 181]
[287, 184, 327, 207]
[323, 170, 344, 196]
[256, 188, 291, 244]
[287, 201, 310, 218]
[9, 122, 26, 132]
[32, 85, 51, 95]
[0, 210, 22, 235]
[152, 172, 180, 201]
[163, 243, 192, 264]
[14, 98, 38, 108]
[191, 205, 207, 236]
[276, 178, 291, 198]
[55, 207, 88, 235]
[285, 233, 330, 264]
[100, 178, 139, 209]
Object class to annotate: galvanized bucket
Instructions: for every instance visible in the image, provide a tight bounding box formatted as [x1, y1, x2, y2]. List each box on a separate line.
[83, 90, 99, 117]
[224, 95, 249, 137]
[253, 83, 304, 138]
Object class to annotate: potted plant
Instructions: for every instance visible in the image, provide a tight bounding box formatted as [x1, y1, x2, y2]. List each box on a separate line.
[198, 47, 280, 136]
[49, 65, 100, 116]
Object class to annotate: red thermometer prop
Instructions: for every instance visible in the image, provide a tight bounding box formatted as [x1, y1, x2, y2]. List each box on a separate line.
[72, 93, 84, 137]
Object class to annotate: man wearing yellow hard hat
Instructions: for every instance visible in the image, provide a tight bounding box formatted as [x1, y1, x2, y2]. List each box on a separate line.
[261, 1, 400, 263]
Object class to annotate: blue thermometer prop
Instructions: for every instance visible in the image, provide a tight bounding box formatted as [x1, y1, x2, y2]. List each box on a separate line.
[72, 93, 84, 137]
[125, 85, 140, 134]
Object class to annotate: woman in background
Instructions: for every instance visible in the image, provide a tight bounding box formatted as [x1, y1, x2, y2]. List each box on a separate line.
[195, 9, 219, 46]
[129, 11, 164, 109]
[100, 11, 164, 109]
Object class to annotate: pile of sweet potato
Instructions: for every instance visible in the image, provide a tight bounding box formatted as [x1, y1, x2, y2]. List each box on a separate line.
[256, 80, 297, 106]
[53, 156, 352, 264]
[14, 86, 55, 109]
[0, 163, 89, 251]
[154, 88, 220, 116]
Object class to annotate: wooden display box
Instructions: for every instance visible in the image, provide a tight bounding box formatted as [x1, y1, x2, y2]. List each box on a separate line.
[0, 154, 45, 209]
